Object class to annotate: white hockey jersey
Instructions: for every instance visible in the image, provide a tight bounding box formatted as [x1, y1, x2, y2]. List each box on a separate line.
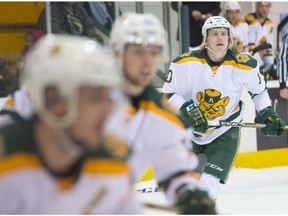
[162, 50, 271, 144]
[231, 20, 249, 53]
[105, 85, 200, 204]
[243, 13, 274, 68]
[0, 118, 142, 214]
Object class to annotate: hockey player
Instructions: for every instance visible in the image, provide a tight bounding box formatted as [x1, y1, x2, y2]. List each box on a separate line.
[243, 2, 275, 79]
[162, 16, 286, 201]
[278, 33, 288, 100]
[107, 12, 216, 214]
[0, 35, 142, 214]
[223, 1, 249, 53]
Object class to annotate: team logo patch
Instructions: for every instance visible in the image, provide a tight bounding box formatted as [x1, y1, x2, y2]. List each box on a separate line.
[180, 51, 192, 57]
[197, 89, 230, 120]
[50, 45, 61, 56]
[236, 53, 250, 63]
[233, 37, 243, 53]
[246, 14, 255, 22]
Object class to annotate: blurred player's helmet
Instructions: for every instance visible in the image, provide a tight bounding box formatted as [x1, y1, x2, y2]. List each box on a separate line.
[109, 12, 168, 61]
[21, 34, 121, 127]
[256, 2, 271, 6]
[223, 2, 241, 14]
[202, 16, 232, 37]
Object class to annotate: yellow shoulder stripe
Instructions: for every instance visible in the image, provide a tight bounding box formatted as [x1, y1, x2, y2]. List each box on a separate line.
[175, 56, 207, 65]
[264, 20, 272, 25]
[83, 159, 129, 175]
[223, 60, 254, 70]
[0, 153, 42, 173]
[140, 101, 184, 128]
[128, 105, 137, 115]
[250, 19, 260, 26]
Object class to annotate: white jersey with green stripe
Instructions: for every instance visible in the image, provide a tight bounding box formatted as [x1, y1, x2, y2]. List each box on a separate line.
[162, 49, 271, 144]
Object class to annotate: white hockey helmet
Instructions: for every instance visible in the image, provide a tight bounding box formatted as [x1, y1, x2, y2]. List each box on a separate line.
[256, 1, 271, 6]
[21, 34, 121, 127]
[202, 16, 232, 38]
[223, 2, 241, 13]
[109, 12, 168, 60]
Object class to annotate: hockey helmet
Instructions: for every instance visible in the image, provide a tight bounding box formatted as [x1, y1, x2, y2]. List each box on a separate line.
[21, 34, 121, 127]
[202, 16, 232, 38]
[109, 12, 168, 60]
[223, 2, 241, 14]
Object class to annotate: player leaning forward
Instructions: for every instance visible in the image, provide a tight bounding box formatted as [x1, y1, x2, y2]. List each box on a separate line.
[0, 35, 142, 213]
[162, 16, 286, 200]
[106, 12, 216, 214]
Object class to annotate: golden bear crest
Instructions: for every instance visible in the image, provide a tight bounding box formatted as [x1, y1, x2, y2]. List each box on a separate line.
[197, 89, 230, 120]
[236, 53, 250, 63]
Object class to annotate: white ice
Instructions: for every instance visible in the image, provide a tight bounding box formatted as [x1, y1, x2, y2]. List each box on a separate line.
[136, 166, 288, 214]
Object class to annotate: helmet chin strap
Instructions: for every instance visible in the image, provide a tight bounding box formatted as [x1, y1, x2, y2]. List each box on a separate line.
[204, 44, 230, 56]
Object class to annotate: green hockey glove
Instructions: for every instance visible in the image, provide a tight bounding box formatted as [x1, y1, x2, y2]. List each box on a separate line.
[180, 100, 208, 133]
[175, 184, 216, 214]
[255, 106, 286, 137]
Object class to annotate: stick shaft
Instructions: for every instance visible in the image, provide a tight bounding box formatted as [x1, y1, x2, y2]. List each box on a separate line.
[209, 120, 288, 130]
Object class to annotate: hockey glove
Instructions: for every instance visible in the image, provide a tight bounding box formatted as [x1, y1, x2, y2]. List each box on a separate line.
[255, 106, 286, 137]
[180, 100, 208, 133]
[175, 184, 216, 214]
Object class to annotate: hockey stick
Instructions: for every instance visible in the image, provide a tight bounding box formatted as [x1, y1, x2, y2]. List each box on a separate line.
[135, 186, 161, 193]
[209, 120, 288, 130]
[136, 154, 208, 194]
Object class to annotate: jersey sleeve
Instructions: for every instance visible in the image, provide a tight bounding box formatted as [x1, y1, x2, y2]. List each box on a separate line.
[242, 23, 249, 52]
[161, 62, 189, 109]
[248, 22, 257, 53]
[262, 22, 274, 67]
[244, 61, 271, 111]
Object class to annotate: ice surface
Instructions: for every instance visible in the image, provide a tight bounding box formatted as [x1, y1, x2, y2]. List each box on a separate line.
[136, 166, 288, 214]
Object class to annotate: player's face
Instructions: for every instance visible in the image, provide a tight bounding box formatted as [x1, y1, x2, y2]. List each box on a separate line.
[69, 86, 115, 148]
[256, 3, 271, 19]
[206, 28, 229, 53]
[226, 10, 240, 26]
[123, 44, 162, 88]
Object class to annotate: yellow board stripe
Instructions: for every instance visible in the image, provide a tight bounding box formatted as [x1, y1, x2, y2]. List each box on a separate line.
[82, 159, 130, 174]
[234, 148, 288, 168]
[139, 148, 288, 181]
[140, 101, 184, 128]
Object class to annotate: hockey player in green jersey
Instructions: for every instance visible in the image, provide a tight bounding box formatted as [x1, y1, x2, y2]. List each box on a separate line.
[107, 12, 216, 214]
[0, 35, 142, 214]
[162, 16, 286, 201]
